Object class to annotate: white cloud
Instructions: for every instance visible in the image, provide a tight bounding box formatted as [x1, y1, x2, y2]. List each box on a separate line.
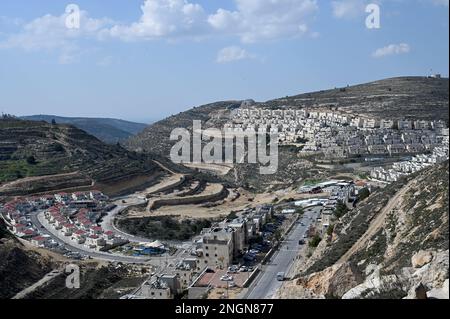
[0, 0, 320, 63]
[372, 43, 410, 58]
[106, 0, 208, 41]
[0, 11, 113, 63]
[331, 0, 368, 19]
[216, 46, 254, 63]
[208, 0, 319, 43]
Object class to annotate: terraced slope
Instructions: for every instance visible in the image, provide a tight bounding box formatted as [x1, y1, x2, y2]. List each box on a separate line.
[0, 118, 164, 196]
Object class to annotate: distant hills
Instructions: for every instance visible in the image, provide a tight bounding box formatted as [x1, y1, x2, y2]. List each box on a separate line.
[0, 118, 164, 197]
[126, 76, 450, 157]
[20, 115, 148, 144]
[266, 76, 449, 121]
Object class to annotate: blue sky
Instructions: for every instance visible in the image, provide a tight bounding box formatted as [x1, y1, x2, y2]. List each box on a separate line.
[0, 0, 448, 123]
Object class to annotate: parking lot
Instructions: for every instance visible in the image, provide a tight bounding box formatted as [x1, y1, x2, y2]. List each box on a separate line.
[195, 268, 255, 289]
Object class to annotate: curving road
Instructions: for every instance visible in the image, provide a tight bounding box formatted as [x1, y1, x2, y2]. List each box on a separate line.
[30, 211, 153, 264]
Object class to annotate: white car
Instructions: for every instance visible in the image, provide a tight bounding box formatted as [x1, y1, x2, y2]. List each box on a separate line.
[220, 275, 234, 282]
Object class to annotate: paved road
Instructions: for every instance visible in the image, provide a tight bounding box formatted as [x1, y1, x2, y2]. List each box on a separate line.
[245, 207, 322, 299]
[30, 211, 153, 264]
[100, 203, 155, 244]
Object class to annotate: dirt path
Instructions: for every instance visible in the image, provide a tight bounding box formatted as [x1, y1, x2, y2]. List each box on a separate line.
[152, 160, 177, 175]
[183, 163, 233, 175]
[12, 268, 63, 299]
[337, 179, 415, 264]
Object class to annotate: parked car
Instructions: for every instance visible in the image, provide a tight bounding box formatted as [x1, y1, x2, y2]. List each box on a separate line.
[298, 239, 305, 245]
[244, 254, 255, 261]
[220, 275, 233, 282]
[228, 266, 239, 273]
[239, 266, 248, 272]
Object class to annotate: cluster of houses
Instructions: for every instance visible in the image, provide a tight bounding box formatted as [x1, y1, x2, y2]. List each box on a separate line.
[133, 206, 274, 299]
[194, 205, 273, 269]
[227, 107, 449, 158]
[296, 179, 368, 233]
[136, 258, 200, 299]
[370, 145, 449, 182]
[0, 190, 127, 251]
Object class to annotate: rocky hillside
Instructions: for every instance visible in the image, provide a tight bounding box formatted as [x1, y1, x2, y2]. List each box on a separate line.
[21, 115, 148, 144]
[124, 77, 449, 192]
[266, 76, 449, 122]
[276, 161, 449, 299]
[125, 100, 242, 156]
[0, 118, 164, 197]
[126, 77, 449, 158]
[0, 219, 54, 299]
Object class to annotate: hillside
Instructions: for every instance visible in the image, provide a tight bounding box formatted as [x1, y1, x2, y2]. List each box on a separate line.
[20, 115, 148, 144]
[0, 118, 164, 197]
[0, 219, 54, 299]
[266, 76, 449, 122]
[276, 161, 449, 299]
[124, 76, 449, 192]
[125, 100, 242, 156]
[126, 77, 449, 157]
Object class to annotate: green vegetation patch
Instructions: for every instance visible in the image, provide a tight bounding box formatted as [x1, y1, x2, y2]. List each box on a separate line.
[0, 159, 68, 182]
[117, 216, 213, 241]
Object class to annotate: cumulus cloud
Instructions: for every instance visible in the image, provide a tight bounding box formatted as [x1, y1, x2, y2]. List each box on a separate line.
[106, 0, 208, 41]
[0, 10, 113, 63]
[208, 0, 318, 43]
[0, 0, 320, 63]
[216, 46, 254, 63]
[372, 43, 410, 58]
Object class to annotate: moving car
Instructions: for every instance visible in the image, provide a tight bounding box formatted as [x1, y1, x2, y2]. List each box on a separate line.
[277, 272, 285, 281]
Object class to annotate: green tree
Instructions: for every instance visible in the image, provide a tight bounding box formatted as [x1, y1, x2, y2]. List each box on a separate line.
[334, 201, 349, 218]
[26, 156, 37, 165]
[309, 234, 322, 248]
[358, 188, 371, 202]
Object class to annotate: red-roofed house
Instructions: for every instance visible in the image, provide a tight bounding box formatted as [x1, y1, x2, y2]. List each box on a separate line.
[90, 226, 103, 236]
[102, 231, 115, 240]
[22, 228, 37, 238]
[72, 230, 87, 244]
[31, 236, 49, 247]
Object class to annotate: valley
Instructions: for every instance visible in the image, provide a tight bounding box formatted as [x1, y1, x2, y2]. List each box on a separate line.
[1, 76, 448, 300]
